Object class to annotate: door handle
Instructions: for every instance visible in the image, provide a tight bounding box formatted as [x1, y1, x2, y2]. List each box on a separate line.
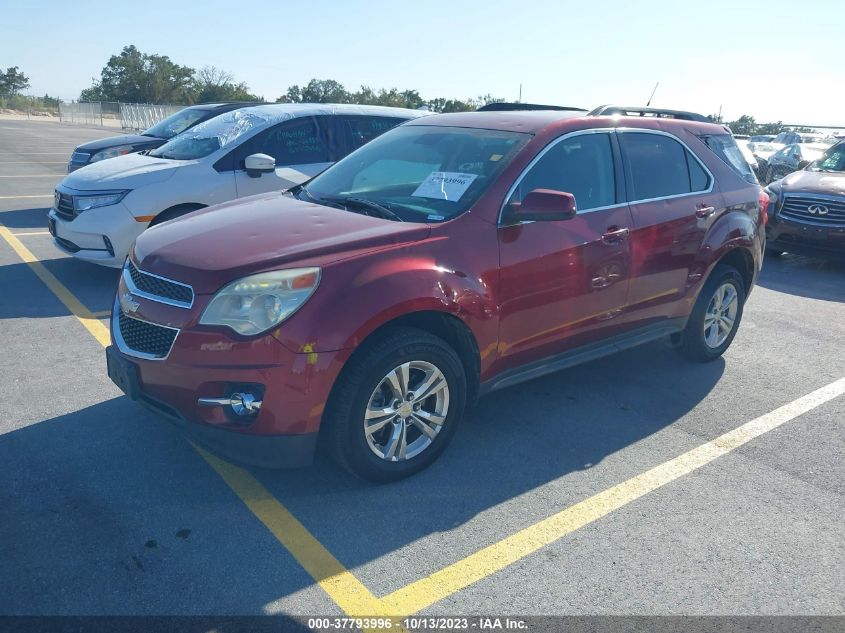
[601, 227, 630, 244]
[695, 205, 716, 218]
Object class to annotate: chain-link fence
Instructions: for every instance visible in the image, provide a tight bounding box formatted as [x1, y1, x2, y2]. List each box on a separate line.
[58, 101, 181, 131]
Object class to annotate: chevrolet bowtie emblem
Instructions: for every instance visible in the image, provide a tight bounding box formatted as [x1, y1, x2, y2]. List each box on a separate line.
[120, 292, 140, 313]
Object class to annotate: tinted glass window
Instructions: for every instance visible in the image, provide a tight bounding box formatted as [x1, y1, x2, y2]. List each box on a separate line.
[508, 133, 616, 211]
[701, 134, 757, 184]
[342, 116, 406, 152]
[144, 107, 207, 139]
[621, 132, 707, 201]
[249, 116, 332, 166]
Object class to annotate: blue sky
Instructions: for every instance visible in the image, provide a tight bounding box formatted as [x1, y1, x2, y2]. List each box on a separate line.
[2, 0, 844, 125]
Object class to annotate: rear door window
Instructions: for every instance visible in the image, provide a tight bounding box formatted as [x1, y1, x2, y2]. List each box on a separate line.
[700, 134, 758, 184]
[620, 132, 710, 201]
[507, 132, 617, 212]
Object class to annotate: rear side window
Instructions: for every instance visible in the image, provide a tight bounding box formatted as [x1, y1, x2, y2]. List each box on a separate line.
[620, 132, 710, 201]
[701, 134, 758, 184]
[341, 116, 406, 152]
[508, 132, 616, 211]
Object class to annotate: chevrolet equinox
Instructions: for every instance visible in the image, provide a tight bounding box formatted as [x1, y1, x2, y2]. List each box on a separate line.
[106, 108, 767, 482]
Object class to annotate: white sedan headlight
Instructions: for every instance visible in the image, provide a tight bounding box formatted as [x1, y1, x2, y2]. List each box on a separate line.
[90, 145, 136, 163]
[73, 190, 130, 211]
[200, 268, 321, 335]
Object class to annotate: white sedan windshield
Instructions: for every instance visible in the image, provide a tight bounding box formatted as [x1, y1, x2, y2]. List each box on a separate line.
[149, 111, 268, 160]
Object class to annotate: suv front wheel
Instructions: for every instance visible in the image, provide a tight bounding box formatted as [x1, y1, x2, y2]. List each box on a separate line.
[677, 264, 746, 362]
[324, 327, 467, 482]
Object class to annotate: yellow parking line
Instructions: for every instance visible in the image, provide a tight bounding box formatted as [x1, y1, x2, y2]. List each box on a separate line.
[0, 224, 110, 346]
[12, 231, 49, 236]
[0, 175, 60, 178]
[0, 221, 381, 620]
[3, 217, 842, 617]
[381, 376, 845, 613]
[196, 447, 388, 617]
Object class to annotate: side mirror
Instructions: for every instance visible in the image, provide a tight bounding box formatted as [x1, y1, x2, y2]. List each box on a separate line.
[244, 153, 275, 178]
[504, 189, 577, 223]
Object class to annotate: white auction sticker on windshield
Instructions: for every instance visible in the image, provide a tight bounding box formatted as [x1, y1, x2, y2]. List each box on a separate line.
[412, 172, 478, 201]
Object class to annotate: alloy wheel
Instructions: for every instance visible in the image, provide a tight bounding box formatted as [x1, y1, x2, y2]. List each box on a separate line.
[703, 282, 739, 349]
[363, 360, 450, 462]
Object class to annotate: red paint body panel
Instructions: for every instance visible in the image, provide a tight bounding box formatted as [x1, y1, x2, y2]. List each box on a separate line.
[112, 112, 764, 462]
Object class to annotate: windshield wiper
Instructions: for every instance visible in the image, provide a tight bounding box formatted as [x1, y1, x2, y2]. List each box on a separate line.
[325, 196, 405, 222]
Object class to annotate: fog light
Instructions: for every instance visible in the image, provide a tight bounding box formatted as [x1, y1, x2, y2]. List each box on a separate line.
[197, 392, 263, 416]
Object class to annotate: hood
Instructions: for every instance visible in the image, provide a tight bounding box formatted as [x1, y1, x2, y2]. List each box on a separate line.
[133, 192, 432, 294]
[62, 151, 183, 190]
[76, 133, 164, 153]
[777, 169, 845, 195]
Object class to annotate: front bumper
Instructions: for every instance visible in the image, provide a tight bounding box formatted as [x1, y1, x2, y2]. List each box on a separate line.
[766, 215, 845, 259]
[48, 203, 145, 267]
[107, 287, 348, 467]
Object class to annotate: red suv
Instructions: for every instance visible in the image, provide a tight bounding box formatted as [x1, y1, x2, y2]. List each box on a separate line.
[106, 107, 767, 481]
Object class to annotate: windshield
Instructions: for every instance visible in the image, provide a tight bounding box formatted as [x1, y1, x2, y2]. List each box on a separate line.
[149, 110, 268, 160]
[302, 125, 530, 222]
[751, 142, 777, 153]
[809, 144, 845, 172]
[144, 108, 207, 139]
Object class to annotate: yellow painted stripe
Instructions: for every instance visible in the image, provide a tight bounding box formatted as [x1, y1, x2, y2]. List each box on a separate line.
[0, 224, 110, 346]
[196, 447, 390, 618]
[91, 310, 111, 318]
[0, 222, 387, 622]
[0, 174, 61, 178]
[381, 376, 845, 614]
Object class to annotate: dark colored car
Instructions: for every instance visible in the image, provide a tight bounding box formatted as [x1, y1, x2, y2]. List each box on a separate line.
[765, 140, 845, 259]
[106, 108, 766, 481]
[67, 102, 261, 172]
[762, 143, 830, 184]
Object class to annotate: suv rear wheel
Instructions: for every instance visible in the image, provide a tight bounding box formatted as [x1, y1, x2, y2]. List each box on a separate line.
[677, 264, 746, 362]
[324, 327, 467, 482]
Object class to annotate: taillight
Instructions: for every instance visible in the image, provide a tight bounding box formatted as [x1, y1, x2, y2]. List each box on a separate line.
[758, 189, 769, 225]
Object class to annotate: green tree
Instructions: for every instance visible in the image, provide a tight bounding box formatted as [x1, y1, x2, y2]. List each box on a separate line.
[192, 66, 260, 103]
[0, 66, 30, 97]
[728, 114, 757, 135]
[80, 45, 195, 104]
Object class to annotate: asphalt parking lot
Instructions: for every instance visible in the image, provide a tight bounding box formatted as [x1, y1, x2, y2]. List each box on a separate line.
[0, 120, 843, 622]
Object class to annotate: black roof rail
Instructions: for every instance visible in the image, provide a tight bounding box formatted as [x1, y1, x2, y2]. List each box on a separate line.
[588, 105, 710, 122]
[477, 102, 587, 112]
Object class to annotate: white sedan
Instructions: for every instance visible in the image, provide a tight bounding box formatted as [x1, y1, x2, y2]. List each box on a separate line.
[48, 103, 429, 267]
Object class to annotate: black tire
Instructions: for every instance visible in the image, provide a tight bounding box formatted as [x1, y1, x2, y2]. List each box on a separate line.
[323, 326, 467, 482]
[150, 204, 205, 226]
[677, 265, 746, 363]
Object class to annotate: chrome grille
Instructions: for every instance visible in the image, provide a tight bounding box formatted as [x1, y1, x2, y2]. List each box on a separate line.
[55, 191, 75, 221]
[780, 195, 845, 227]
[117, 309, 178, 359]
[125, 260, 194, 308]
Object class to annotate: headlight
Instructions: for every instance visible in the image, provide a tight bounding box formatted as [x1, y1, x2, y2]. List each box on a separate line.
[90, 145, 136, 163]
[73, 190, 130, 211]
[200, 268, 321, 336]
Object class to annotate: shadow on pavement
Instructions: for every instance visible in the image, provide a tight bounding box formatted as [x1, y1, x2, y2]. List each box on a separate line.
[0, 258, 119, 319]
[0, 341, 724, 614]
[757, 254, 845, 303]
[0, 206, 51, 230]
